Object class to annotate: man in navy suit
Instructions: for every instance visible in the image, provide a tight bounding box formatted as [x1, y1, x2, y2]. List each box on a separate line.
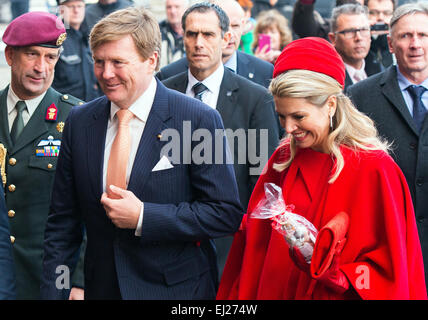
[40, 7, 243, 300]
[156, 0, 274, 88]
[0, 175, 16, 300]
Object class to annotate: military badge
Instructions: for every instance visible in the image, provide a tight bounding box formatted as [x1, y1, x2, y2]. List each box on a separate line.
[0, 144, 6, 186]
[56, 122, 65, 133]
[56, 32, 67, 46]
[45, 103, 58, 121]
[36, 136, 61, 157]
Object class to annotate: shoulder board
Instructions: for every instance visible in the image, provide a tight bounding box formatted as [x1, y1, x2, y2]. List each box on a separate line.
[60, 94, 85, 107]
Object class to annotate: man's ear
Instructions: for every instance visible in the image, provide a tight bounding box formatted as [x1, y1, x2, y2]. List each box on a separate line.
[4, 46, 14, 67]
[328, 32, 336, 45]
[148, 51, 159, 72]
[222, 31, 232, 49]
[387, 34, 394, 54]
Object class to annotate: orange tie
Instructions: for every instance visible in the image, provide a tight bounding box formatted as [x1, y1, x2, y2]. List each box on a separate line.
[106, 109, 134, 199]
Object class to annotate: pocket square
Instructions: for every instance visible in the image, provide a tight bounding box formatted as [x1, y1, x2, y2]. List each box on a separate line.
[152, 155, 174, 172]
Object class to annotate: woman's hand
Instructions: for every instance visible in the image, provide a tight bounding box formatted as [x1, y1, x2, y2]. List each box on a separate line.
[255, 45, 281, 64]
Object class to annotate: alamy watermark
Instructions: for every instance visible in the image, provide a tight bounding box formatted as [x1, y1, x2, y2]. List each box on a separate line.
[159, 121, 270, 176]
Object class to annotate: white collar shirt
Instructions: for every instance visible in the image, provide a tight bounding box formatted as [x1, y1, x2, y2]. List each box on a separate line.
[7, 86, 47, 131]
[185, 63, 224, 109]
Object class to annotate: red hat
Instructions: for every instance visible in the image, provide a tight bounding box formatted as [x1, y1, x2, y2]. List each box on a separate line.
[273, 37, 345, 87]
[2, 11, 67, 48]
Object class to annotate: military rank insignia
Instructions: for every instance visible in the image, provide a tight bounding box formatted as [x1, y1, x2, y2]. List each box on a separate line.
[45, 103, 58, 121]
[56, 33, 67, 47]
[36, 136, 61, 157]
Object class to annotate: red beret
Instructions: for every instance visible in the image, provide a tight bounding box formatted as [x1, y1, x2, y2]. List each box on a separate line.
[273, 37, 345, 87]
[2, 11, 67, 48]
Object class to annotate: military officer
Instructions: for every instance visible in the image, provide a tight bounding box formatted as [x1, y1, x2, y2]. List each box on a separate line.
[0, 12, 85, 300]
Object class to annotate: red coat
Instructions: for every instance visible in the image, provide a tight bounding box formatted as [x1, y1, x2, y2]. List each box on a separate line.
[217, 144, 427, 299]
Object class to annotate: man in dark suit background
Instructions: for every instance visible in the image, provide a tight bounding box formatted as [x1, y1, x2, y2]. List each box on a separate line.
[157, 0, 274, 89]
[347, 2, 428, 289]
[163, 2, 279, 278]
[0, 11, 85, 300]
[0, 166, 16, 300]
[41, 6, 243, 300]
[328, 3, 382, 89]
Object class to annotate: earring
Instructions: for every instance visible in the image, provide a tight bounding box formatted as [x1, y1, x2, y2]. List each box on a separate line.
[329, 113, 333, 129]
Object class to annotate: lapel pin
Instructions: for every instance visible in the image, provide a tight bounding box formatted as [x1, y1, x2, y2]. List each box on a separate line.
[56, 122, 65, 133]
[227, 91, 232, 97]
[157, 134, 162, 140]
[249, 73, 254, 79]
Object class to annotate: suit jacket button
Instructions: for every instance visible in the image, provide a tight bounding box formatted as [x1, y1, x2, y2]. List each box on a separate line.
[417, 179, 424, 187]
[409, 142, 417, 150]
[9, 158, 16, 166]
[8, 184, 16, 192]
[417, 216, 425, 223]
[8, 210, 15, 218]
[10, 235, 15, 244]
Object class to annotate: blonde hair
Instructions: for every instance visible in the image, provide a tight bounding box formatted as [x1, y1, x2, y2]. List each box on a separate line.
[253, 9, 292, 51]
[89, 7, 162, 71]
[269, 70, 390, 183]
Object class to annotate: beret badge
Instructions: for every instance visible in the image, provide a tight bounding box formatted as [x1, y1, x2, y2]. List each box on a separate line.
[56, 33, 67, 46]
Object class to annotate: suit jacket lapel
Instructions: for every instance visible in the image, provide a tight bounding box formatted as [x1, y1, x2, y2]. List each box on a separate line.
[236, 51, 251, 80]
[217, 68, 239, 121]
[380, 66, 419, 136]
[0, 86, 13, 151]
[86, 97, 109, 197]
[128, 80, 172, 196]
[170, 71, 188, 93]
[344, 71, 353, 90]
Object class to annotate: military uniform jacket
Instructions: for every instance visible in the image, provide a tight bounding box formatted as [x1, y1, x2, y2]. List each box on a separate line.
[0, 86, 85, 299]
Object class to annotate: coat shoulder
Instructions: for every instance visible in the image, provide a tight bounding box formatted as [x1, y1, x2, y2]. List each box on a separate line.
[49, 88, 84, 109]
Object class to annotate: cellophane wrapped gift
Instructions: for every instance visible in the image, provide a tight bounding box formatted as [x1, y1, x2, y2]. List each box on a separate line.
[251, 183, 318, 263]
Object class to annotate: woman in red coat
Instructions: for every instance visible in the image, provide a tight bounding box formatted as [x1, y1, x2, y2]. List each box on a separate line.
[217, 37, 427, 300]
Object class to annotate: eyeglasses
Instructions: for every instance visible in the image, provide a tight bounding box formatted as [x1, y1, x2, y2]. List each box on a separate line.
[369, 9, 393, 17]
[335, 27, 371, 39]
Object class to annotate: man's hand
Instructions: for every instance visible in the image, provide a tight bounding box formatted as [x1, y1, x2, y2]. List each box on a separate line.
[68, 287, 84, 300]
[101, 185, 142, 229]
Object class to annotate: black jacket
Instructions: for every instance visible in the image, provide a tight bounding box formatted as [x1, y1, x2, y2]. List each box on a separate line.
[156, 51, 274, 89]
[53, 27, 102, 102]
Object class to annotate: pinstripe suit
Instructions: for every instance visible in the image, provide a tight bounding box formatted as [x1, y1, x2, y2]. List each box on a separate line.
[40, 79, 243, 299]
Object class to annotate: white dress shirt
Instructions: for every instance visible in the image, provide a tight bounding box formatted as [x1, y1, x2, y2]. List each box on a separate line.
[7, 87, 46, 131]
[345, 61, 367, 84]
[185, 63, 224, 109]
[224, 50, 237, 74]
[103, 77, 157, 236]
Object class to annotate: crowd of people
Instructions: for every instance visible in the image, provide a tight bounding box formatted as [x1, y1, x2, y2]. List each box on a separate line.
[0, 0, 427, 300]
